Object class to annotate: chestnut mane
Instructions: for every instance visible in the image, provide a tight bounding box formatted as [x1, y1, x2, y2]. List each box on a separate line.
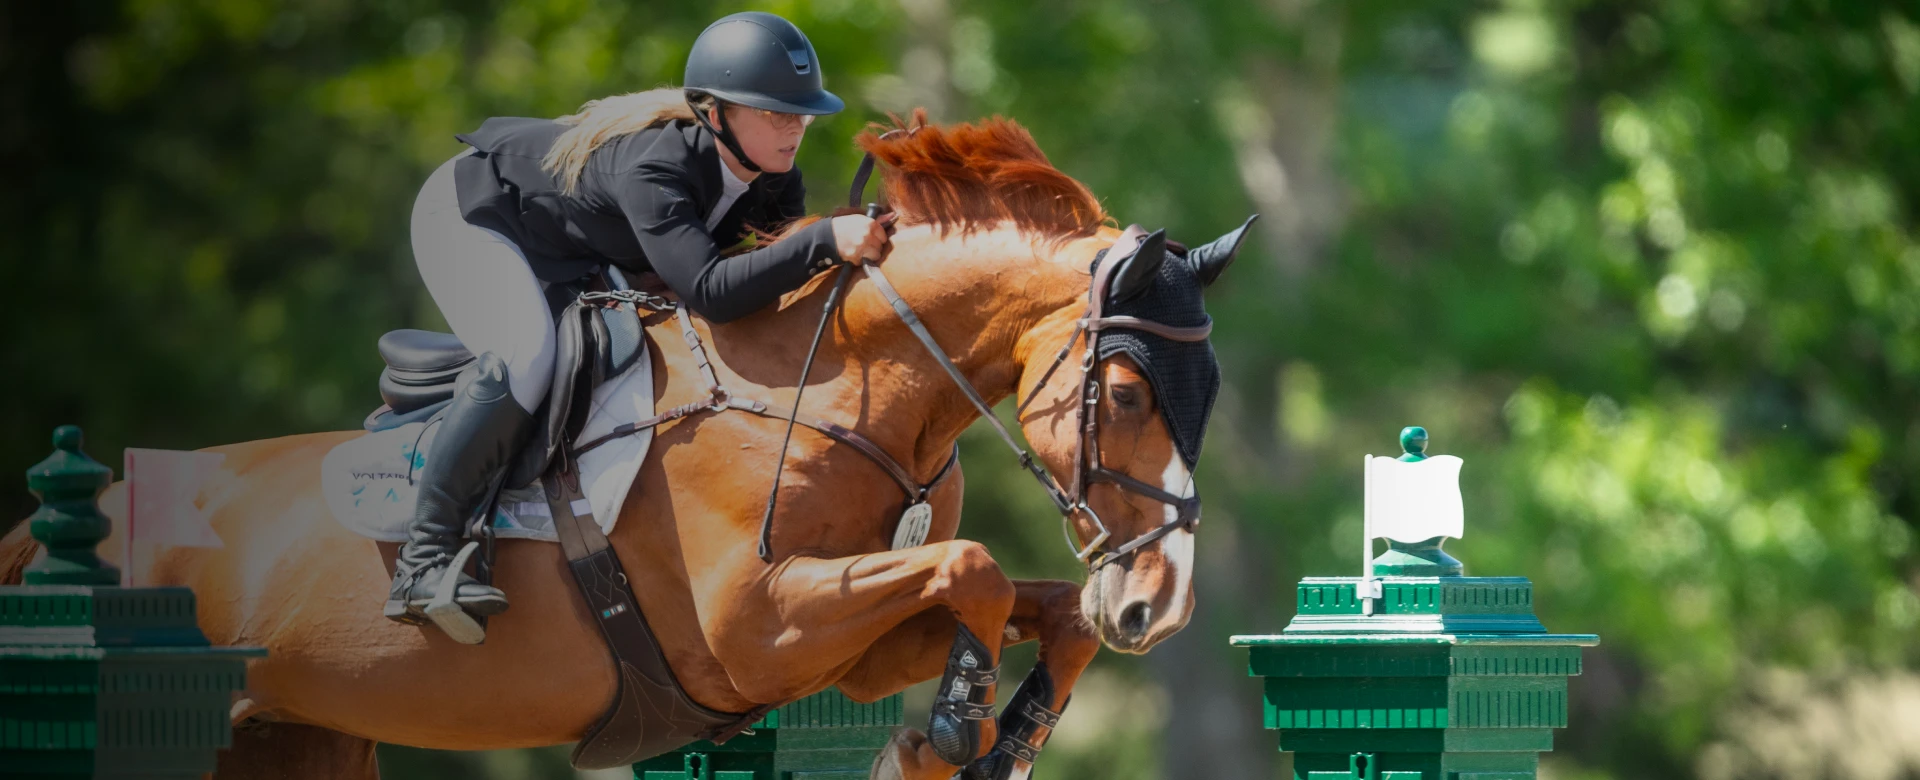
[855, 110, 1108, 245]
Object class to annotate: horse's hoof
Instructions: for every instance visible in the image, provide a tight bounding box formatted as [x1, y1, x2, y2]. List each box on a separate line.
[871, 728, 921, 780]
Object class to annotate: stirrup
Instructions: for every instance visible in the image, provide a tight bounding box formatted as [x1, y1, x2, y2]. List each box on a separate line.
[383, 560, 437, 627]
[422, 541, 488, 645]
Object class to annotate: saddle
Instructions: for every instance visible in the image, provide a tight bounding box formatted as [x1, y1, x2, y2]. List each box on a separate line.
[363, 274, 650, 488]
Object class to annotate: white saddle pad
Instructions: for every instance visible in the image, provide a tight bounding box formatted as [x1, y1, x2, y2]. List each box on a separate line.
[323, 339, 655, 544]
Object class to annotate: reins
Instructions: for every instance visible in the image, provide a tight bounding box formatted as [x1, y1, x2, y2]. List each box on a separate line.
[756, 203, 877, 562]
[581, 146, 1208, 573]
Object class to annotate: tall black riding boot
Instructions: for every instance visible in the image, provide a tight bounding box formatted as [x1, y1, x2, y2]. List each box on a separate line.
[384, 353, 530, 643]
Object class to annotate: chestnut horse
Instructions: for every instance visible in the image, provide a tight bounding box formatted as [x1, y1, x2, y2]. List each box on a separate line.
[0, 116, 1245, 779]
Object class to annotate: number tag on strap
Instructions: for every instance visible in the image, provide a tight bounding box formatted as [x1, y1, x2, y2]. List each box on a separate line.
[891, 502, 933, 550]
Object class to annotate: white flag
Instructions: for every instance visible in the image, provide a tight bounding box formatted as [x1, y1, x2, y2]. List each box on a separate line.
[1363, 455, 1465, 543]
[125, 448, 227, 549]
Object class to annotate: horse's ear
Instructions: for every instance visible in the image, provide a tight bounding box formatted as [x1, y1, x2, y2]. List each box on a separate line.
[1109, 229, 1167, 303]
[1187, 214, 1258, 286]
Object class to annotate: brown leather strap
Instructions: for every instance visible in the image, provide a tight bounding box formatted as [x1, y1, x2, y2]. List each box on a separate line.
[543, 464, 753, 770]
[1014, 322, 1085, 417]
[569, 400, 713, 456]
[1083, 315, 1213, 342]
[726, 399, 959, 502]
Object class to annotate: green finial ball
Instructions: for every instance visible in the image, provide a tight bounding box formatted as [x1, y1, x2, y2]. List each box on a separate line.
[1399, 426, 1429, 462]
[53, 424, 84, 453]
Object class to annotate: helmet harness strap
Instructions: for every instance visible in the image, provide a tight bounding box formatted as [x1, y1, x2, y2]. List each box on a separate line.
[687, 95, 764, 174]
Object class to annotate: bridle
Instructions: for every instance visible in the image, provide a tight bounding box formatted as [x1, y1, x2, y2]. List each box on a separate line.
[864, 224, 1209, 572]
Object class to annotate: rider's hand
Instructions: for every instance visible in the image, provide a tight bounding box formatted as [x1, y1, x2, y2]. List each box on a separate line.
[830, 212, 895, 266]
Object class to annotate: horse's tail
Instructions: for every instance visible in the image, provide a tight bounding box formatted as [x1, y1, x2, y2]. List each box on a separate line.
[0, 522, 39, 585]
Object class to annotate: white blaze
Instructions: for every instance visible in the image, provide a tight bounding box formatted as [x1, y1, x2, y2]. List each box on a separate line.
[1158, 456, 1195, 602]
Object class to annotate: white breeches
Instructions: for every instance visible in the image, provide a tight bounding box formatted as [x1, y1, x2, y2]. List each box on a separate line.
[410, 151, 556, 413]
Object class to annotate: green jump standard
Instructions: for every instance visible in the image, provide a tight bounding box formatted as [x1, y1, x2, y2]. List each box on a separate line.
[1, 427, 265, 779]
[634, 688, 903, 780]
[1231, 536, 1598, 780]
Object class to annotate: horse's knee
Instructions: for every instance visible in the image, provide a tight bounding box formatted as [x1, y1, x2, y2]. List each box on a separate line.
[929, 541, 1013, 617]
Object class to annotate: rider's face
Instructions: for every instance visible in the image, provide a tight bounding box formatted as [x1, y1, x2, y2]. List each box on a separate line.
[717, 104, 812, 174]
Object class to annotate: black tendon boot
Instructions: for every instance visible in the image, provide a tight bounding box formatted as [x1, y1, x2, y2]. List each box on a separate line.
[964, 662, 1071, 780]
[928, 624, 1000, 766]
[384, 353, 529, 643]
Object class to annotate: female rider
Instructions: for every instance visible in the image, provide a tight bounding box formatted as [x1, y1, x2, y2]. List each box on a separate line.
[389, 11, 891, 634]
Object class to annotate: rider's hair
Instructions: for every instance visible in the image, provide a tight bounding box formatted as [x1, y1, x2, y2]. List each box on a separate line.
[543, 87, 718, 195]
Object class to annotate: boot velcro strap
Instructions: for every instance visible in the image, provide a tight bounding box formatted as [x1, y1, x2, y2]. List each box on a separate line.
[935, 699, 997, 721]
[1021, 699, 1063, 729]
[995, 733, 1043, 763]
[947, 664, 999, 687]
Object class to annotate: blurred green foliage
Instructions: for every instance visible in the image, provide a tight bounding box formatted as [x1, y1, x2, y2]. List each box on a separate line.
[5, 0, 1918, 778]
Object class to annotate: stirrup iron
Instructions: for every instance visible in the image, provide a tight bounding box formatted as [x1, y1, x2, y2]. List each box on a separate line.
[422, 541, 487, 645]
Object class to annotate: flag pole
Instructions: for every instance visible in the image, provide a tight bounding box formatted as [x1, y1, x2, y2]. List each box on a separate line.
[1361, 455, 1377, 616]
[122, 450, 134, 588]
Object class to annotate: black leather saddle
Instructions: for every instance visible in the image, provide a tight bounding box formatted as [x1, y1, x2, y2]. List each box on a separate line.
[361, 276, 651, 483]
[376, 329, 476, 416]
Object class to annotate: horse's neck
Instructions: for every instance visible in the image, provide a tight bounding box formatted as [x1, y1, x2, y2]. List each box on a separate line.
[830, 224, 1094, 467]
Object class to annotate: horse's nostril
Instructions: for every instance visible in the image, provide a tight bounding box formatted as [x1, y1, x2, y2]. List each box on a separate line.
[1119, 601, 1152, 639]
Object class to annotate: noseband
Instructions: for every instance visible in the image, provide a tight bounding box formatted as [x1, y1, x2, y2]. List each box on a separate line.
[865, 225, 1208, 572]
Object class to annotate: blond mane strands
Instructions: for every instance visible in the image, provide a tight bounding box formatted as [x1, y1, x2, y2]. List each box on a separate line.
[854, 109, 1108, 245]
[543, 88, 701, 194]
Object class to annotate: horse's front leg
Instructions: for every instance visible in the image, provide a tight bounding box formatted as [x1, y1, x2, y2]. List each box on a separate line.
[703, 540, 1014, 767]
[850, 579, 1101, 780]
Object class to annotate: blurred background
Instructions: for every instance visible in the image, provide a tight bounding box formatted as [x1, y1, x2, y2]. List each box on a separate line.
[6, 0, 1920, 777]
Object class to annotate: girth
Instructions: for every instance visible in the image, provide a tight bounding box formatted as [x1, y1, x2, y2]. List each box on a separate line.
[544, 462, 767, 769]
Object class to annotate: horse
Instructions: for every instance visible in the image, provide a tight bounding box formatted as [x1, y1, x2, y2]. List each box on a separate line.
[0, 113, 1251, 780]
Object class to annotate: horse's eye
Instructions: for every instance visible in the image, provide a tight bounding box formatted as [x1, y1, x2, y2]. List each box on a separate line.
[1110, 384, 1143, 409]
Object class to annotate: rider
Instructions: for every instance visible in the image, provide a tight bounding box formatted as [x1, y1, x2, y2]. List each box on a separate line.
[388, 11, 892, 629]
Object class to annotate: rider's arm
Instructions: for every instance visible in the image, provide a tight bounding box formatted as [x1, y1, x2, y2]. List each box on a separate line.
[615, 164, 840, 323]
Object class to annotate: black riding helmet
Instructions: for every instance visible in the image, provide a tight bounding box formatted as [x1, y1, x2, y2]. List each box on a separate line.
[684, 12, 844, 173]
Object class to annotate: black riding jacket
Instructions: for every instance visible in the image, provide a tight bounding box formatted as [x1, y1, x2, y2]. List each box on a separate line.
[452, 117, 841, 323]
